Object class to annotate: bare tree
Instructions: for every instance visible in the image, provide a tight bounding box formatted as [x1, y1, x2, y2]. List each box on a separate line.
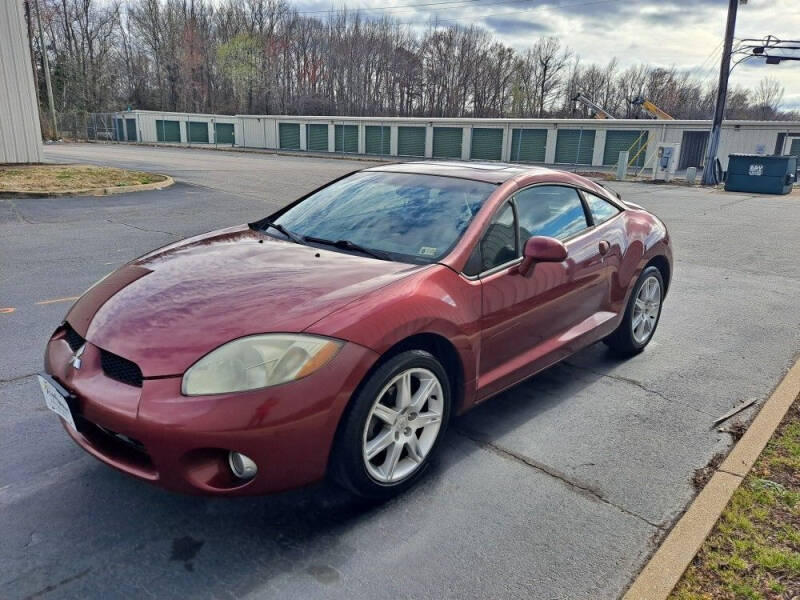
[29, 0, 800, 121]
[752, 76, 784, 120]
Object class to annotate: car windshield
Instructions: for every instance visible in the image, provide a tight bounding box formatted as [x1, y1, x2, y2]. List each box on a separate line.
[272, 171, 496, 264]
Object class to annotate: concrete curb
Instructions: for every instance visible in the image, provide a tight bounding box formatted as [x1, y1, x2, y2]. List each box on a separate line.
[0, 175, 174, 198]
[622, 356, 800, 600]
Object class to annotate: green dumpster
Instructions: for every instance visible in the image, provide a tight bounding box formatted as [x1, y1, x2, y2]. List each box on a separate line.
[724, 154, 797, 195]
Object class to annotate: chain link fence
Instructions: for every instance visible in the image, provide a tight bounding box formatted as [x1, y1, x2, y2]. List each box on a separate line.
[53, 112, 119, 141]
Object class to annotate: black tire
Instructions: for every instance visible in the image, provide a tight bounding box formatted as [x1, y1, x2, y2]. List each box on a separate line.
[329, 350, 452, 499]
[604, 265, 664, 356]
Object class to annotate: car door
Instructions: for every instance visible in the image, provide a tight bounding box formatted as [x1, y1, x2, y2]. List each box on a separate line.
[580, 189, 626, 311]
[475, 184, 614, 400]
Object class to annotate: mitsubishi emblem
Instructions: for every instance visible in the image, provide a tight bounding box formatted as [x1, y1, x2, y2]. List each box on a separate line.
[69, 344, 86, 370]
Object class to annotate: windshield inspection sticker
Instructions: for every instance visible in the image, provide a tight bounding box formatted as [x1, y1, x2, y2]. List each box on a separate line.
[419, 246, 437, 256]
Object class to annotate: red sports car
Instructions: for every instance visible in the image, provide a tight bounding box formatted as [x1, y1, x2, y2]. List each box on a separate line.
[40, 161, 672, 498]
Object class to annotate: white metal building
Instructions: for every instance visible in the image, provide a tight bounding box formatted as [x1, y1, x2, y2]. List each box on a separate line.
[0, 0, 43, 164]
[114, 110, 800, 172]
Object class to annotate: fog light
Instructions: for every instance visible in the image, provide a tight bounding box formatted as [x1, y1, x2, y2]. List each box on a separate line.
[228, 451, 257, 480]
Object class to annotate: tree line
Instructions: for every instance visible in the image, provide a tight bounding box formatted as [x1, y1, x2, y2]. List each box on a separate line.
[28, 0, 797, 122]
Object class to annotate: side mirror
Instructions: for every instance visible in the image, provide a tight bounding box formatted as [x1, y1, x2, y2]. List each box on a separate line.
[518, 236, 568, 276]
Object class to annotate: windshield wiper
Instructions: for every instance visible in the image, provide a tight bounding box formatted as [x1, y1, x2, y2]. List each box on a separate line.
[304, 236, 391, 261]
[262, 220, 304, 245]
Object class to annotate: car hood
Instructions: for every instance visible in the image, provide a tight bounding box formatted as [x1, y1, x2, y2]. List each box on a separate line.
[66, 225, 423, 376]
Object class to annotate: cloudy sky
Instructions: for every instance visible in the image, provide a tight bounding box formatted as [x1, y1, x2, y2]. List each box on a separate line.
[293, 0, 800, 110]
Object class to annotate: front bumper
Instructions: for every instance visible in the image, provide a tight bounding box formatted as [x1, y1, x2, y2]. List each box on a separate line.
[44, 329, 379, 495]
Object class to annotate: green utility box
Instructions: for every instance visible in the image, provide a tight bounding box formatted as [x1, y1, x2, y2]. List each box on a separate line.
[725, 154, 797, 195]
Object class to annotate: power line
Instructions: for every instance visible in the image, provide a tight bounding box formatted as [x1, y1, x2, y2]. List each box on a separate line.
[696, 39, 724, 79]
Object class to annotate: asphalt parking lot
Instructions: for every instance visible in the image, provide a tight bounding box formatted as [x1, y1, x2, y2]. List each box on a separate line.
[2, 143, 799, 599]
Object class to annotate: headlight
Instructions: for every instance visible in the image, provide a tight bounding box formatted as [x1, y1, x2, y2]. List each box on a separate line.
[182, 334, 342, 396]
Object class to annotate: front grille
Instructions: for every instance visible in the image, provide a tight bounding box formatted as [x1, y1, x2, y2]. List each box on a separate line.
[63, 324, 84, 352]
[62, 322, 144, 388]
[100, 350, 143, 387]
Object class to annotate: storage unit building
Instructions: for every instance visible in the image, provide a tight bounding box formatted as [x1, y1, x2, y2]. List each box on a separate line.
[111, 111, 799, 179]
[0, 0, 43, 163]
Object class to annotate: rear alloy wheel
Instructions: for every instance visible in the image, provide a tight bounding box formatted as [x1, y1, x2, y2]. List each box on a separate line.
[330, 350, 451, 498]
[604, 265, 664, 355]
[631, 276, 661, 345]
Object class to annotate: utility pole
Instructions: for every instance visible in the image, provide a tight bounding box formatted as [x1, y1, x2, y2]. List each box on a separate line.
[23, 1, 41, 108]
[702, 0, 740, 185]
[32, 0, 58, 140]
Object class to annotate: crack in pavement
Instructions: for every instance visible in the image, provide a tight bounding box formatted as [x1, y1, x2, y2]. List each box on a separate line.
[105, 218, 175, 236]
[0, 372, 37, 386]
[452, 427, 666, 530]
[563, 361, 718, 419]
[21, 568, 92, 600]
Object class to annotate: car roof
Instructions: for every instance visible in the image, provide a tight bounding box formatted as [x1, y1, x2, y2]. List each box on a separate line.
[364, 161, 557, 184]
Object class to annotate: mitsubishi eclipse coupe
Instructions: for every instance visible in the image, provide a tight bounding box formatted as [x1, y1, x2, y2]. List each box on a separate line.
[40, 161, 672, 499]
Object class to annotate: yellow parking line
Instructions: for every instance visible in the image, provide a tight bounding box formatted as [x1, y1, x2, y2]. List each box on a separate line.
[0, 307, 15, 314]
[35, 296, 79, 306]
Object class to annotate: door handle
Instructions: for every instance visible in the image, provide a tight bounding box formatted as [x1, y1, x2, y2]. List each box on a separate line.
[598, 240, 610, 256]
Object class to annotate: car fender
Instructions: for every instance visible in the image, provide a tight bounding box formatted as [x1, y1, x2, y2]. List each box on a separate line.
[617, 212, 672, 314]
[304, 265, 481, 407]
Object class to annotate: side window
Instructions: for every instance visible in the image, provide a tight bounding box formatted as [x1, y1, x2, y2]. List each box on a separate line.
[583, 191, 621, 225]
[514, 185, 588, 241]
[478, 202, 518, 272]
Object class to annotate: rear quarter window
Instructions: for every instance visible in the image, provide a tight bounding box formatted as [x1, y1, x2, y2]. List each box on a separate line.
[583, 191, 621, 225]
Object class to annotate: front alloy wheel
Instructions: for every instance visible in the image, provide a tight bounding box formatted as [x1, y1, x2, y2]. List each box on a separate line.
[362, 368, 444, 483]
[330, 350, 451, 498]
